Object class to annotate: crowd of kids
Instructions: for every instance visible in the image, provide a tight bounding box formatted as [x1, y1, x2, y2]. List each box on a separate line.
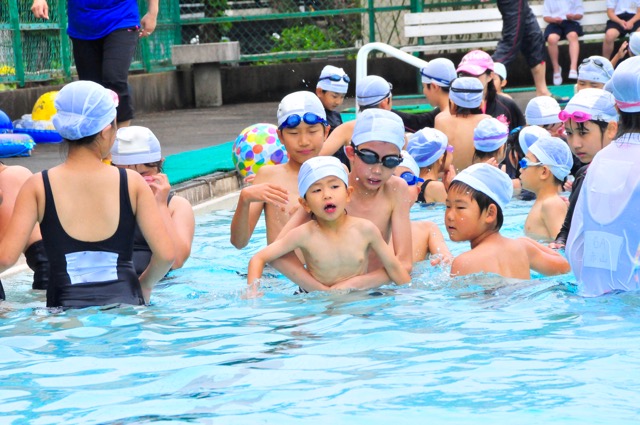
[1, 39, 640, 307]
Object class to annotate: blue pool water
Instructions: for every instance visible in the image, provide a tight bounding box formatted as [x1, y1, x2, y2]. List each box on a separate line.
[1, 200, 640, 424]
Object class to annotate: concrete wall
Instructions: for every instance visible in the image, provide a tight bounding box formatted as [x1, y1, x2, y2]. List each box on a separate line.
[0, 42, 605, 119]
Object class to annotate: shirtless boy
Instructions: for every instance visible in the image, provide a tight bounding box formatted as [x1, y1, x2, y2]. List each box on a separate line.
[435, 77, 490, 172]
[247, 156, 410, 293]
[230, 91, 329, 249]
[446, 163, 570, 279]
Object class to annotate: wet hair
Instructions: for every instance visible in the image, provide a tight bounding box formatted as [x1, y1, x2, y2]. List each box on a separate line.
[616, 110, 640, 139]
[448, 180, 504, 230]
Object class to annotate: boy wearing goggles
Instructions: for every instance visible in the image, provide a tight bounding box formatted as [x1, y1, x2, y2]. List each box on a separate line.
[276, 109, 414, 292]
[230, 91, 329, 250]
[247, 156, 411, 296]
[316, 65, 350, 167]
[320, 75, 394, 171]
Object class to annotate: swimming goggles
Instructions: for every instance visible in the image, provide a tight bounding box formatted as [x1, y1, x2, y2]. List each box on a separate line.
[580, 57, 613, 77]
[518, 158, 544, 169]
[400, 171, 425, 186]
[353, 145, 403, 168]
[319, 74, 351, 83]
[358, 82, 393, 107]
[279, 112, 327, 129]
[420, 70, 451, 87]
[558, 110, 592, 123]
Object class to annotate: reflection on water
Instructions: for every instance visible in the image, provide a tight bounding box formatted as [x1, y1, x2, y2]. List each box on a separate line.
[1, 202, 639, 424]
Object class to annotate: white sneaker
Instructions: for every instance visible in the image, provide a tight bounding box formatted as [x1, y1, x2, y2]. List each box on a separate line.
[568, 69, 578, 79]
[553, 67, 563, 86]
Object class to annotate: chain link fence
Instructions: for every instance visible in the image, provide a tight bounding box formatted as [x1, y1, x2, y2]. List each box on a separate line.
[1, 0, 495, 88]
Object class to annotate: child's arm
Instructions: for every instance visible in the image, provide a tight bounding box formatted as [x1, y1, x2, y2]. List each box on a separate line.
[319, 122, 352, 157]
[230, 168, 288, 249]
[541, 197, 568, 242]
[366, 222, 411, 285]
[424, 222, 454, 266]
[389, 177, 414, 273]
[520, 237, 571, 276]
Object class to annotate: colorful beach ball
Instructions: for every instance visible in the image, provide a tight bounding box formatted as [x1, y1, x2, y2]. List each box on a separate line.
[232, 123, 288, 177]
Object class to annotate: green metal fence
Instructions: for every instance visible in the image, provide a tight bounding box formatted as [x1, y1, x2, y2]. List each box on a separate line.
[1, 0, 489, 88]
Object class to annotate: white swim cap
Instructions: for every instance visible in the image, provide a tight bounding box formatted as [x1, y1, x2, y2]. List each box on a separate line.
[298, 156, 349, 197]
[453, 163, 513, 212]
[111, 126, 162, 165]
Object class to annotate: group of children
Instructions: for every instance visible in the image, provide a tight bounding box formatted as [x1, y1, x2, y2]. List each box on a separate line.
[240, 47, 640, 298]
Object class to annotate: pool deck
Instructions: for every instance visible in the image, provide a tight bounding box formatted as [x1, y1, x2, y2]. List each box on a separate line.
[3, 91, 538, 208]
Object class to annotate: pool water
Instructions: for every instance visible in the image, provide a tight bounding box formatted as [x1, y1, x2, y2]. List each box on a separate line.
[1, 200, 640, 424]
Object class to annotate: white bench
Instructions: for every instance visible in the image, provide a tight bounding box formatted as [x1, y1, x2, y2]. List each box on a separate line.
[402, 0, 608, 54]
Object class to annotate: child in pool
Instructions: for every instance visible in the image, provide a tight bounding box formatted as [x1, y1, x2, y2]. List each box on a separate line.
[394, 151, 453, 265]
[230, 91, 329, 250]
[472, 117, 509, 166]
[551, 88, 619, 249]
[406, 128, 454, 204]
[445, 163, 570, 279]
[274, 108, 414, 292]
[520, 136, 573, 241]
[247, 156, 411, 292]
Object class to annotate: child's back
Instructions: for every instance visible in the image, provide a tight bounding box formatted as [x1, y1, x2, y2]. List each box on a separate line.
[435, 77, 490, 172]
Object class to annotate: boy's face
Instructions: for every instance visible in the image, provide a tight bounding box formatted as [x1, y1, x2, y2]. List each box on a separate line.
[300, 176, 352, 220]
[445, 187, 495, 242]
[576, 80, 605, 91]
[346, 141, 402, 191]
[518, 152, 545, 192]
[277, 121, 328, 166]
[564, 119, 605, 163]
[316, 88, 346, 111]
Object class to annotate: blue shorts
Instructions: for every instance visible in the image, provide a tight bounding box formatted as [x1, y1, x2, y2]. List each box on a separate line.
[544, 20, 584, 40]
[606, 13, 640, 36]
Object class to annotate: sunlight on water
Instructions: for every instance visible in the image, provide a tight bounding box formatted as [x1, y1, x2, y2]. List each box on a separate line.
[1, 202, 639, 424]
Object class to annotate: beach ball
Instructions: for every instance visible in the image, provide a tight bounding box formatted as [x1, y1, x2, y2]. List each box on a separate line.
[232, 123, 288, 177]
[32, 91, 59, 121]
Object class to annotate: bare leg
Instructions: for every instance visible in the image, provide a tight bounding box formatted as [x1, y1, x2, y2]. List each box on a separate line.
[567, 32, 580, 71]
[547, 34, 561, 73]
[531, 62, 551, 97]
[603, 28, 620, 59]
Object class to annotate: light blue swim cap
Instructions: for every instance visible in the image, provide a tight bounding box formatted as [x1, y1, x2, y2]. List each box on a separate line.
[453, 163, 513, 212]
[298, 156, 348, 197]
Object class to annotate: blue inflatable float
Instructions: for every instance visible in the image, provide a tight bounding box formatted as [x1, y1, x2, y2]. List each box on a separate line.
[0, 133, 36, 158]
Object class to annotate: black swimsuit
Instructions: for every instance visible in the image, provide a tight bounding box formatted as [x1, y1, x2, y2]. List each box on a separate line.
[131, 193, 174, 276]
[41, 168, 144, 308]
[417, 179, 434, 204]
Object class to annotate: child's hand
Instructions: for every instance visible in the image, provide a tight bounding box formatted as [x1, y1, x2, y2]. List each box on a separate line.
[146, 173, 171, 204]
[243, 279, 264, 299]
[615, 41, 629, 61]
[241, 183, 289, 211]
[430, 252, 453, 267]
[442, 164, 457, 191]
[485, 157, 500, 168]
[243, 174, 256, 185]
[548, 241, 565, 250]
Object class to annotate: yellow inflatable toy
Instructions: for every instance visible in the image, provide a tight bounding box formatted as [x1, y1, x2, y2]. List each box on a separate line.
[32, 91, 59, 121]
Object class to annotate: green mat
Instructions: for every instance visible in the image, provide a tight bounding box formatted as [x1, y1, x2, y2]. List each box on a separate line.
[164, 141, 235, 185]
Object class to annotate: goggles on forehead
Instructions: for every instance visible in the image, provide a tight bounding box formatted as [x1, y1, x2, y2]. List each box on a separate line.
[400, 171, 425, 186]
[279, 112, 327, 129]
[353, 145, 403, 168]
[420, 71, 452, 87]
[558, 110, 592, 123]
[579, 57, 613, 78]
[319, 74, 351, 83]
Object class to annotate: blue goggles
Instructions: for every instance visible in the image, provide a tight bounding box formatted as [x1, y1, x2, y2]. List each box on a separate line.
[420, 71, 451, 87]
[518, 158, 544, 169]
[400, 171, 425, 186]
[279, 112, 327, 130]
[319, 74, 350, 83]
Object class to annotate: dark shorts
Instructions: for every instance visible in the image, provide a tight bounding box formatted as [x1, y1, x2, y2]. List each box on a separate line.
[71, 27, 139, 123]
[544, 20, 584, 40]
[606, 13, 640, 36]
[493, 0, 546, 67]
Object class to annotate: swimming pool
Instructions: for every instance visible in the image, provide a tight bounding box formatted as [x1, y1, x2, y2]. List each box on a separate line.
[1, 199, 639, 424]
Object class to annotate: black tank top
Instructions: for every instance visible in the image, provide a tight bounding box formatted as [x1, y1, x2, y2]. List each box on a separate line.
[41, 168, 144, 308]
[131, 193, 173, 276]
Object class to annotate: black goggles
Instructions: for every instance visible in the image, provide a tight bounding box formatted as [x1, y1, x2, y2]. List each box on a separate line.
[353, 145, 403, 168]
[279, 112, 327, 130]
[579, 58, 613, 78]
[319, 74, 351, 83]
[400, 171, 425, 186]
[420, 71, 451, 86]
